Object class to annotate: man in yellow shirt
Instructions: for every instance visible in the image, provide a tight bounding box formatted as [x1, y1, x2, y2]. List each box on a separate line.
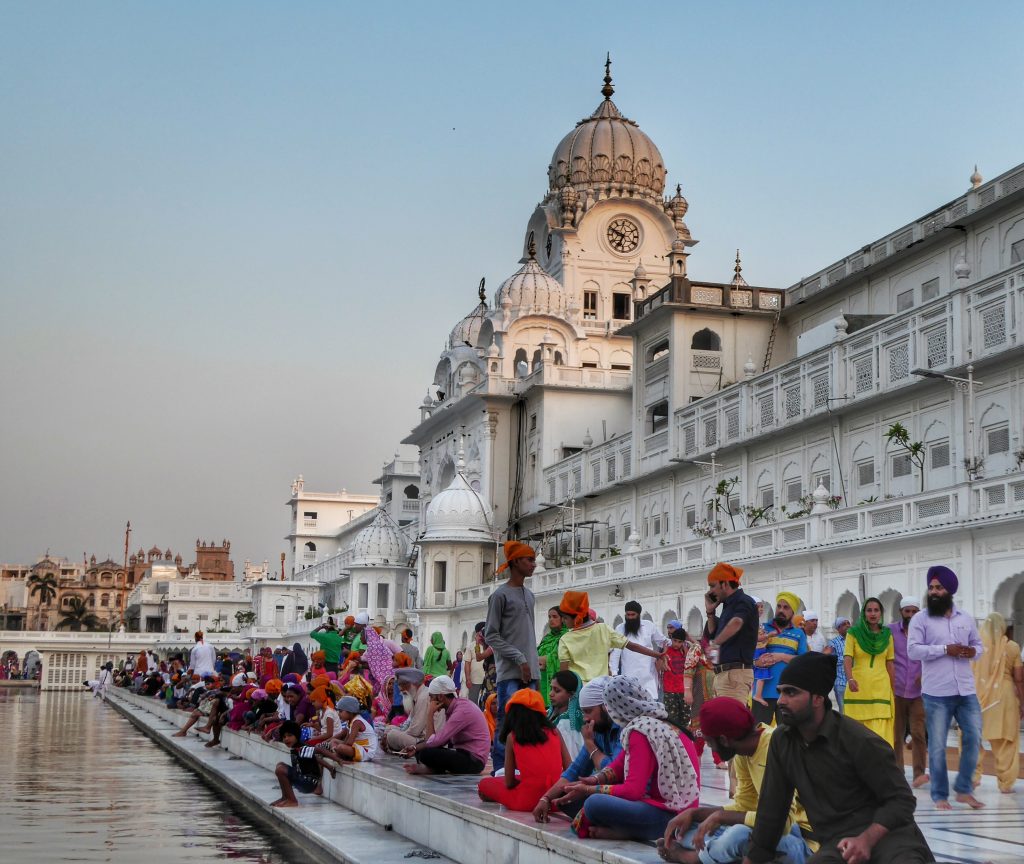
[556, 591, 665, 683]
[658, 697, 815, 864]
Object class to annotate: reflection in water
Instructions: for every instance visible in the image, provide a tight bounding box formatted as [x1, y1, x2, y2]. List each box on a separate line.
[0, 689, 318, 863]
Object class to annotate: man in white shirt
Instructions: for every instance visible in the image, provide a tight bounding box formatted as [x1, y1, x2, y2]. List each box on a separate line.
[189, 630, 216, 678]
[801, 611, 827, 653]
[609, 601, 668, 699]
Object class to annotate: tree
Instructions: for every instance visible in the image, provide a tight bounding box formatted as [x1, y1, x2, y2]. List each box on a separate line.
[884, 422, 926, 493]
[56, 596, 101, 632]
[28, 573, 58, 606]
[235, 610, 256, 628]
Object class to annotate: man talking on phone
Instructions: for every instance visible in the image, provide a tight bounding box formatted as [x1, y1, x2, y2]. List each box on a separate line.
[702, 562, 759, 705]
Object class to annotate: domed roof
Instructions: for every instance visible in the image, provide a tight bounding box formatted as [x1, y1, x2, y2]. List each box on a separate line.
[495, 250, 566, 318]
[350, 508, 408, 566]
[448, 280, 489, 350]
[548, 60, 666, 202]
[422, 472, 495, 543]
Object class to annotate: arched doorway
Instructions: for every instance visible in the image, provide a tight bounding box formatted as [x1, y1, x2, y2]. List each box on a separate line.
[835, 591, 860, 625]
[686, 606, 704, 638]
[662, 609, 679, 633]
[993, 572, 1024, 642]
[877, 588, 901, 624]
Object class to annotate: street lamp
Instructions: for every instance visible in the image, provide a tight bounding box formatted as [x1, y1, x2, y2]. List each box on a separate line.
[912, 365, 983, 478]
[539, 497, 580, 561]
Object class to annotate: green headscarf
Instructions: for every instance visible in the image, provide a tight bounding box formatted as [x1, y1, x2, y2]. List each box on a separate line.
[422, 631, 451, 677]
[537, 620, 568, 708]
[848, 597, 892, 656]
[547, 670, 584, 732]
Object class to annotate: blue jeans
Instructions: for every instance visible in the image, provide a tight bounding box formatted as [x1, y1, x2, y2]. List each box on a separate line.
[922, 693, 981, 802]
[833, 683, 846, 713]
[583, 794, 674, 842]
[490, 678, 537, 772]
[680, 823, 810, 864]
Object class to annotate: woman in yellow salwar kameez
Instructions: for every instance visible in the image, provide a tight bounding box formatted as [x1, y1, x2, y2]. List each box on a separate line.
[973, 612, 1024, 793]
[844, 597, 895, 744]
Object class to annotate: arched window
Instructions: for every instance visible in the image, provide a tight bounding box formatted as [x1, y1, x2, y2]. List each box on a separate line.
[404, 484, 419, 500]
[304, 541, 316, 553]
[691, 328, 721, 351]
[554, 351, 564, 366]
[531, 349, 542, 371]
[646, 339, 670, 364]
[100, 594, 110, 607]
[514, 348, 528, 377]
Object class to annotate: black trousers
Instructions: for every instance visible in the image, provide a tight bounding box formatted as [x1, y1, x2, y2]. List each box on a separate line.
[417, 747, 485, 775]
[752, 697, 779, 726]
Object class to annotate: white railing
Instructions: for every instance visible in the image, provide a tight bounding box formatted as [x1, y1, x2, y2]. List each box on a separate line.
[540, 434, 633, 503]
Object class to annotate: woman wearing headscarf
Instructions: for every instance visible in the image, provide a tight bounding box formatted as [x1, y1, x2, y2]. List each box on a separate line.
[555, 676, 700, 841]
[972, 612, 1024, 793]
[843, 597, 895, 743]
[537, 606, 568, 708]
[547, 670, 585, 760]
[281, 642, 308, 678]
[422, 632, 453, 678]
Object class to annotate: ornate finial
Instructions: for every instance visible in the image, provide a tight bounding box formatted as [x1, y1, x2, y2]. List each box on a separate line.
[602, 53, 614, 100]
[731, 249, 748, 287]
[527, 231, 536, 258]
[735, 250, 742, 276]
[970, 164, 982, 189]
[477, 277, 486, 306]
[676, 183, 681, 197]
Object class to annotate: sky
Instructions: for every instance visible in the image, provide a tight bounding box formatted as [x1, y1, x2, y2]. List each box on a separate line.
[2, 2, 1022, 568]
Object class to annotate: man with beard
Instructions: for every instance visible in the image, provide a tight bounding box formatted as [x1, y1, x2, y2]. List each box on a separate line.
[533, 676, 624, 823]
[751, 592, 807, 726]
[703, 563, 759, 705]
[742, 653, 935, 864]
[382, 668, 437, 753]
[610, 600, 669, 699]
[801, 612, 827, 653]
[887, 596, 928, 789]
[907, 565, 985, 810]
[657, 697, 815, 864]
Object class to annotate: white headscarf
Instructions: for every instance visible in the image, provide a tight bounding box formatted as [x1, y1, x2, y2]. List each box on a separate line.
[602, 676, 699, 811]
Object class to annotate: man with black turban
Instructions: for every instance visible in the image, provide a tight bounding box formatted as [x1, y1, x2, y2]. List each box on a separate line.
[609, 599, 669, 699]
[740, 653, 935, 864]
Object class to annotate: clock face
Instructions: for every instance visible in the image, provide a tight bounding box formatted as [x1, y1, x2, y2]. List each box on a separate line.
[607, 218, 640, 253]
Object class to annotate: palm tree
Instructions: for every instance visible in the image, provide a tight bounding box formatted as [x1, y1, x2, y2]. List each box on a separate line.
[56, 596, 101, 632]
[28, 573, 58, 605]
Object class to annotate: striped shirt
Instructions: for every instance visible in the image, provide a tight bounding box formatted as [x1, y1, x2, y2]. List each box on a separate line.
[761, 624, 808, 699]
[829, 635, 847, 688]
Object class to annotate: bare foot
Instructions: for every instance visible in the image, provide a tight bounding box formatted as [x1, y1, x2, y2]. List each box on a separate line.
[324, 764, 337, 779]
[403, 763, 431, 775]
[912, 774, 930, 788]
[204, 740, 220, 748]
[955, 793, 985, 809]
[271, 799, 298, 808]
[172, 731, 187, 737]
[314, 785, 323, 796]
[655, 838, 698, 864]
[934, 799, 952, 810]
[197, 726, 212, 733]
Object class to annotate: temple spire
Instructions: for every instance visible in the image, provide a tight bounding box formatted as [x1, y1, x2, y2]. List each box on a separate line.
[602, 53, 614, 100]
[477, 277, 486, 306]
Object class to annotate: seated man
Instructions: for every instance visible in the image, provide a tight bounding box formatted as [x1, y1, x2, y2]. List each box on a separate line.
[382, 668, 439, 753]
[533, 676, 623, 822]
[403, 675, 489, 775]
[172, 676, 226, 742]
[741, 653, 935, 864]
[658, 697, 814, 864]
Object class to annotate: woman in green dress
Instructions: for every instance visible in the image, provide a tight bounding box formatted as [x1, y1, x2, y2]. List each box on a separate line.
[536, 606, 567, 708]
[422, 631, 452, 678]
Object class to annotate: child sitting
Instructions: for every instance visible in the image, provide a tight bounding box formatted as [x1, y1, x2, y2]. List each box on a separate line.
[316, 695, 379, 775]
[272, 720, 323, 807]
[304, 686, 341, 745]
[477, 688, 569, 812]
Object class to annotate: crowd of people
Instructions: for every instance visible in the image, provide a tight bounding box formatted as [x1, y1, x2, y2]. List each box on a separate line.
[94, 543, 1024, 863]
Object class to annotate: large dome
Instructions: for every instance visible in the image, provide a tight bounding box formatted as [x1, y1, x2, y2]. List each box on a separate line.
[495, 255, 566, 318]
[422, 473, 495, 543]
[350, 509, 408, 566]
[547, 65, 666, 201]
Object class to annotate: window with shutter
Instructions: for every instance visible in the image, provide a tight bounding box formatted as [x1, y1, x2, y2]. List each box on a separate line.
[930, 442, 950, 469]
[987, 426, 1010, 454]
[857, 461, 875, 486]
[892, 454, 912, 478]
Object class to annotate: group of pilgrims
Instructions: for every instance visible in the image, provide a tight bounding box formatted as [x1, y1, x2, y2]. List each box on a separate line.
[104, 542, 1024, 864]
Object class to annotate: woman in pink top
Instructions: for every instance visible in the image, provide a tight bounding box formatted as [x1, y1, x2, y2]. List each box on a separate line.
[557, 676, 700, 841]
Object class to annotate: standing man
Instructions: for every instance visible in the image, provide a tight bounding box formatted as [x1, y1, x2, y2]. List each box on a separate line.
[703, 562, 759, 705]
[907, 565, 985, 810]
[189, 630, 216, 679]
[309, 620, 344, 673]
[751, 592, 807, 726]
[824, 616, 851, 712]
[739, 653, 935, 864]
[888, 596, 929, 789]
[609, 600, 669, 699]
[802, 612, 827, 652]
[484, 540, 540, 772]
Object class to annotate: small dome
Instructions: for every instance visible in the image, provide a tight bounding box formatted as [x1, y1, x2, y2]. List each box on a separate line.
[548, 60, 666, 202]
[970, 164, 982, 189]
[422, 473, 495, 543]
[350, 509, 408, 566]
[448, 280, 489, 350]
[495, 256, 566, 318]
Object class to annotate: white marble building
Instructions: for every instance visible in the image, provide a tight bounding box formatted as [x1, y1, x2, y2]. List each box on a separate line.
[296, 65, 1024, 651]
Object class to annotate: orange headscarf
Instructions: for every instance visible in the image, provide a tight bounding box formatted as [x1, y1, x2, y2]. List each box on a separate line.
[265, 678, 283, 696]
[310, 686, 334, 709]
[311, 674, 331, 690]
[483, 692, 498, 741]
[393, 652, 412, 668]
[559, 591, 590, 628]
[344, 615, 355, 626]
[310, 650, 326, 664]
[496, 540, 535, 574]
[707, 562, 743, 585]
[506, 687, 547, 715]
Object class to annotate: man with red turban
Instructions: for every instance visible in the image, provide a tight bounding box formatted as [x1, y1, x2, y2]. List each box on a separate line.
[657, 698, 814, 863]
[484, 539, 540, 772]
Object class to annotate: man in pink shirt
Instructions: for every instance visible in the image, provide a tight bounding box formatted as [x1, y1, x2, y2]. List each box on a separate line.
[887, 596, 928, 788]
[403, 675, 490, 775]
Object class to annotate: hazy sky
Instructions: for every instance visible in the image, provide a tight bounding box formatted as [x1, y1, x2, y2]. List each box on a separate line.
[2, 2, 1022, 568]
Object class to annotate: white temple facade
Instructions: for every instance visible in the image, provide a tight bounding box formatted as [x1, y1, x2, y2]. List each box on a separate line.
[294, 63, 1024, 649]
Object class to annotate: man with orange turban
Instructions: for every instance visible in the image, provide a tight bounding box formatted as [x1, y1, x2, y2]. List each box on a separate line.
[557, 590, 665, 685]
[702, 562, 759, 705]
[484, 539, 540, 772]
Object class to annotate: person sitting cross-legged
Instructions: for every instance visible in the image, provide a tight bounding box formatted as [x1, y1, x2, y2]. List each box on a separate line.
[402, 675, 490, 775]
[657, 697, 815, 864]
